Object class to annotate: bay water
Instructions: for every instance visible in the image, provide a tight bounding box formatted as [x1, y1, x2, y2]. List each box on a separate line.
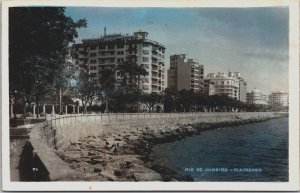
[151, 117, 288, 181]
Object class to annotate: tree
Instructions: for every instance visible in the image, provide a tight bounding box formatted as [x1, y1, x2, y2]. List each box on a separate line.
[98, 68, 116, 113]
[108, 89, 139, 113]
[163, 88, 178, 112]
[117, 59, 147, 92]
[9, 7, 87, 118]
[71, 71, 100, 114]
[141, 92, 162, 112]
[176, 89, 193, 112]
[52, 60, 76, 114]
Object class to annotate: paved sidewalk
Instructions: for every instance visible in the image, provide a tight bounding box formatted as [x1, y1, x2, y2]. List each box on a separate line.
[10, 127, 30, 181]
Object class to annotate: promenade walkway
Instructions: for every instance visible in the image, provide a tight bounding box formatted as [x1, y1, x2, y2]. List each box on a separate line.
[10, 126, 30, 181]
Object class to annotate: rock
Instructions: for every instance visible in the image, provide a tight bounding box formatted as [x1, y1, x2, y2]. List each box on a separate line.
[88, 158, 103, 165]
[110, 146, 118, 154]
[133, 172, 162, 181]
[70, 140, 82, 145]
[120, 161, 132, 169]
[100, 171, 117, 181]
[128, 136, 139, 141]
[187, 126, 195, 132]
[94, 168, 102, 173]
[88, 151, 97, 156]
[81, 150, 89, 157]
[114, 170, 122, 177]
[65, 153, 81, 160]
[83, 167, 95, 173]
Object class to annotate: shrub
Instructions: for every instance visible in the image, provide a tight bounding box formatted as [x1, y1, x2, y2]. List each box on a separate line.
[26, 112, 33, 117]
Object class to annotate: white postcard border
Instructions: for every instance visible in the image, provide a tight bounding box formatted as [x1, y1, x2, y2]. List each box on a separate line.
[2, 0, 299, 191]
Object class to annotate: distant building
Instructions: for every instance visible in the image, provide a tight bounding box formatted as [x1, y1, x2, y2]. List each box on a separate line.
[204, 79, 216, 96]
[71, 30, 166, 93]
[269, 91, 289, 106]
[168, 54, 204, 92]
[204, 71, 247, 101]
[228, 72, 247, 103]
[246, 88, 268, 105]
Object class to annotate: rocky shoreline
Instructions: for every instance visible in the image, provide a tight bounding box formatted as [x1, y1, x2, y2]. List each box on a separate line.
[59, 113, 287, 181]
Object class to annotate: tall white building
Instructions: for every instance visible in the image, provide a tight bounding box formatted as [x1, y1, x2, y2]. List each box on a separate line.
[72, 30, 166, 93]
[205, 71, 246, 101]
[269, 91, 289, 107]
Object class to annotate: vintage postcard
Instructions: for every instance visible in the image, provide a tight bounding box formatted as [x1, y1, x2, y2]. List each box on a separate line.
[2, 0, 299, 191]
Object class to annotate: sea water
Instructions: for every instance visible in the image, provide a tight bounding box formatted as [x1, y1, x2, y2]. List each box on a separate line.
[151, 117, 288, 181]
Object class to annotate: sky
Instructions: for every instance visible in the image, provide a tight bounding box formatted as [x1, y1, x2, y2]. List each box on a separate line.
[65, 7, 289, 95]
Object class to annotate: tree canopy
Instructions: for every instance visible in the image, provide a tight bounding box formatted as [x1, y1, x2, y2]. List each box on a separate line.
[71, 71, 100, 114]
[9, 7, 87, 117]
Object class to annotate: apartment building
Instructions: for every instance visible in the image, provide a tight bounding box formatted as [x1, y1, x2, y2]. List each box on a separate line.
[269, 91, 289, 106]
[246, 88, 268, 105]
[205, 71, 246, 101]
[71, 30, 166, 93]
[168, 54, 204, 92]
[228, 72, 247, 103]
[204, 79, 216, 96]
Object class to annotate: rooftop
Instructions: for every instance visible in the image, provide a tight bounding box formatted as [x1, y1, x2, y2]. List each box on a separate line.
[78, 30, 165, 48]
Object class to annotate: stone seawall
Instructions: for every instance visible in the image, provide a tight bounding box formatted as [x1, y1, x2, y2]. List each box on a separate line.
[26, 112, 285, 181]
[43, 112, 279, 153]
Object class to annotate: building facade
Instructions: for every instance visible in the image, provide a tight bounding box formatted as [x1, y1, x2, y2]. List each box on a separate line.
[168, 54, 204, 92]
[204, 71, 247, 101]
[246, 88, 268, 105]
[72, 30, 166, 93]
[269, 91, 289, 106]
[204, 79, 216, 96]
[228, 72, 247, 103]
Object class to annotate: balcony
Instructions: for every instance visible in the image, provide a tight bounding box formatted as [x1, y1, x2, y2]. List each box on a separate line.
[152, 81, 158, 86]
[152, 67, 158, 72]
[152, 63, 158, 67]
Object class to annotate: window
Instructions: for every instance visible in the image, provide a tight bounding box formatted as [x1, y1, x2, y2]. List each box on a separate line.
[98, 58, 105, 63]
[143, 50, 149, 55]
[143, 57, 149, 62]
[90, 66, 97, 70]
[99, 45, 106, 49]
[143, 64, 149, 69]
[108, 45, 114, 49]
[90, 46, 97, 50]
[117, 58, 125, 63]
[90, 59, 97, 64]
[117, 51, 124, 55]
[117, 44, 124, 48]
[90, 73, 97, 77]
[90, 53, 97, 57]
[143, 43, 149, 47]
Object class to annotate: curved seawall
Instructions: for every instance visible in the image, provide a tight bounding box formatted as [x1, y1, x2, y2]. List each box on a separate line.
[26, 112, 285, 181]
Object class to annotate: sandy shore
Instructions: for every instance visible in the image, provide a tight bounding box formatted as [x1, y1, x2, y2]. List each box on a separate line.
[59, 113, 286, 181]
